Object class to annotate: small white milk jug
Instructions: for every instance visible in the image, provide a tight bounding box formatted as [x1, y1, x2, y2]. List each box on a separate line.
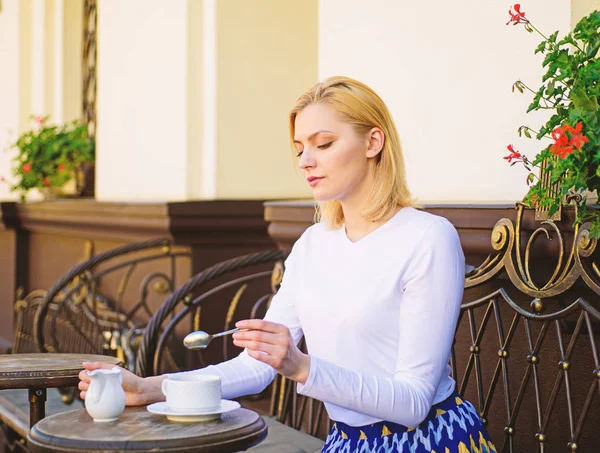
[85, 367, 126, 422]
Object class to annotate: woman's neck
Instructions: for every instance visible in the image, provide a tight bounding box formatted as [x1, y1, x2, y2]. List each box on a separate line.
[338, 163, 400, 242]
[340, 203, 401, 243]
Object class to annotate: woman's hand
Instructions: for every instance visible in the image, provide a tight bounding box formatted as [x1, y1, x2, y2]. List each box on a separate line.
[78, 362, 165, 406]
[233, 319, 310, 384]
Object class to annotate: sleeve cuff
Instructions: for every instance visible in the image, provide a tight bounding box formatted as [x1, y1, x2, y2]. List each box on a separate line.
[296, 355, 318, 395]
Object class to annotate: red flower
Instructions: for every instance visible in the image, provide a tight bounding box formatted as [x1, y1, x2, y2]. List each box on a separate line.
[22, 163, 32, 174]
[504, 144, 523, 163]
[555, 146, 573, 159]
[57, 163, 66, 172]
[530, 194, 539, 207]
[0, 177, 6, 183]
[550, 123, 588, 159]
[43, 178, 50, 186]
[550, 125, 569, 157]
[568, 122, 589, 149]
[33, 115, 45, 126]
[507, 4, 526, 25]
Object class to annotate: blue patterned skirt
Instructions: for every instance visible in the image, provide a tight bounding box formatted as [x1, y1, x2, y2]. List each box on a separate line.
[322, 392, 496, 453]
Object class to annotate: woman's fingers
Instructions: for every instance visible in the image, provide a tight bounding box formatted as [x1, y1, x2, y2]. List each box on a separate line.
[78, 369, 90, 383]
[82, 361, 115, 371]
[235, 319, 287, 334]
[232, 329, 280, 345]
[79, 362, 119, 397]
[232, 337, 281, 355]
[246, 348, 286, 369]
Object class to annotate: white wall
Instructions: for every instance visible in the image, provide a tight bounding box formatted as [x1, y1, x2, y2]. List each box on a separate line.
[0, 0, 20, 200]
[319, 0, 571, 202]
[96, 0, 189, 201]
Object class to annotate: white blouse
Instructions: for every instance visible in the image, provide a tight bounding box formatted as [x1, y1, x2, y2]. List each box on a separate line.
[174, 206, 466, 428]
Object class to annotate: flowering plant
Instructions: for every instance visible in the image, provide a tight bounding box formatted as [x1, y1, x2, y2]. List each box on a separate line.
[2, 115, 94, 201]
[505, 5, 600, 236]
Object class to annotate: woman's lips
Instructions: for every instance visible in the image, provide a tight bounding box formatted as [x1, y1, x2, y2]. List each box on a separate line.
[307, 177, 324, 187]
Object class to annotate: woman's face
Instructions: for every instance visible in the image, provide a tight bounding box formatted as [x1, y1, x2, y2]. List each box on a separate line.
[293, 103, 383, 203]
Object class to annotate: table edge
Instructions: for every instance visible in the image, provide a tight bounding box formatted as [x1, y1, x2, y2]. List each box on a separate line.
[27, 409, 268, 453]
[0, 355, 123, 390]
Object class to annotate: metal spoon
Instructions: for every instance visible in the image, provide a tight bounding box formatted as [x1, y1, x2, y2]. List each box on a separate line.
[183, 327, 243, 350]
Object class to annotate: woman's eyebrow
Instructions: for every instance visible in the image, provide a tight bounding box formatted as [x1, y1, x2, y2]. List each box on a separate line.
[294, 129, 334, 144]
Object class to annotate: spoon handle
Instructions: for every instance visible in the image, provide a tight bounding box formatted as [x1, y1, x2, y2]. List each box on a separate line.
[212, 327, 242, 338]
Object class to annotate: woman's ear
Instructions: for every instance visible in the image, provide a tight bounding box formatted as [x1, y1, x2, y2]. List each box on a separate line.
[366, 127, 385, 159]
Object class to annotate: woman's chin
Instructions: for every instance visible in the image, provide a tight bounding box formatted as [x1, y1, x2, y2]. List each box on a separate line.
[312, 190, 336, 203]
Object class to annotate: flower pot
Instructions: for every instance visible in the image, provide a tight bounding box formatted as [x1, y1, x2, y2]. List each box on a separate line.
[40, 187, 62, 200]
[39, 162, 95, 200]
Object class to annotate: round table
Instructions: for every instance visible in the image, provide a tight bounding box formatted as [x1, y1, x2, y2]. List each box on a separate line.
[0, 353, 122, 426]
[27, 406, 268, 453]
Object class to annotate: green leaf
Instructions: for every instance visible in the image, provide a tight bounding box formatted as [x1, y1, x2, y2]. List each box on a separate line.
[587, 36, 600, 58]
[570, 87, 599, 112]
[527, 173, 536, 185]
[527, 88, 544, 113]
[535, 41, 546, 54]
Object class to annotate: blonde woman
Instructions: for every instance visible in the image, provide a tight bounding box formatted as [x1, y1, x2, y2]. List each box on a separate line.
[79, 77, 496, 453]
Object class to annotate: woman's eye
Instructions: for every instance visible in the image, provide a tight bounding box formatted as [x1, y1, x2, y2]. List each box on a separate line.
[296, 151, 303, 157]
[317, 142, 333, 149]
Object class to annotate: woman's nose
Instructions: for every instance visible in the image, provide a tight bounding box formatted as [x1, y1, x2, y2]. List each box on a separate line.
[298, 149, 315, 169]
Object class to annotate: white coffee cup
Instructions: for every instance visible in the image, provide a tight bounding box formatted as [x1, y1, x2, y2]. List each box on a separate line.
[161, 374, 221, 412]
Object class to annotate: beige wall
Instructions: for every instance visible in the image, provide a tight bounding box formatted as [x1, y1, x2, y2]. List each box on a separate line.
[215, 0, 316, 199]
[63, 0, 83, 123]
[186, 0, 204, 199]
[319, 0, 575, 203]
[572, 0, 600, 26]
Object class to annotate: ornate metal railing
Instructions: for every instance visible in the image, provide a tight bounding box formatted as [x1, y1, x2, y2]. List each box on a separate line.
[455, 200, 600, 452]
[32, 239, 191, 374]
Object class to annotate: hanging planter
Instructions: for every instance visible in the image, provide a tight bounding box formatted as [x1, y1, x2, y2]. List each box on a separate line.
[505, 6, 600, 237]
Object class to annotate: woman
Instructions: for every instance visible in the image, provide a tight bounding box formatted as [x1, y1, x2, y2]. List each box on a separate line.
[79, 76, 496, 453]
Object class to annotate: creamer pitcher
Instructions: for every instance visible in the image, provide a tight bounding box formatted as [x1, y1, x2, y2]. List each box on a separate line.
[85, 367, 126, 422]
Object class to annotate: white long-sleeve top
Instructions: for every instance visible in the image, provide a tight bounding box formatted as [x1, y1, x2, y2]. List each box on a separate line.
[174, 206, 465, 428]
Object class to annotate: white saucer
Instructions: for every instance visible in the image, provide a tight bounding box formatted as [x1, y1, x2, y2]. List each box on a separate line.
[147, 400, 241, 422]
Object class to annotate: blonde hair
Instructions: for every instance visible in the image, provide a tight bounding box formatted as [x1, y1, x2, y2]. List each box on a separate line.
[289, 76, 416, 228]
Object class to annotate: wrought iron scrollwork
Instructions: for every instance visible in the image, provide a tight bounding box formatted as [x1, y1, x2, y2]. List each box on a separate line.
[33, 239, 191, 374]
[459, 201, 600, 452]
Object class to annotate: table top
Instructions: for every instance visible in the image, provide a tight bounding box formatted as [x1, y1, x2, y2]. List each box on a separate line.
[27, 406, 267, 453]
[0, 354, 123, 390]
